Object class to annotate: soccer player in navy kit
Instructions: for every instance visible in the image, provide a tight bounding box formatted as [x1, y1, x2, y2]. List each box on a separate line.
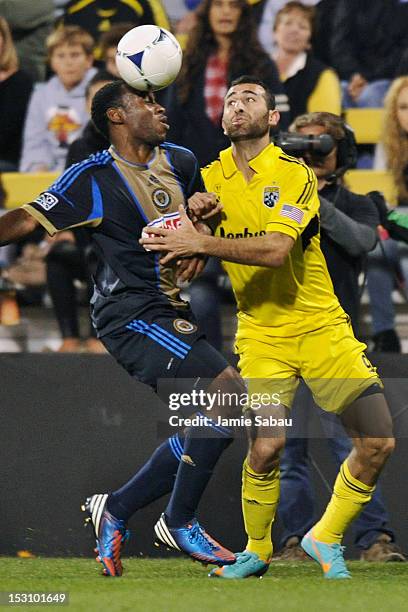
[0, 80, 243, 576]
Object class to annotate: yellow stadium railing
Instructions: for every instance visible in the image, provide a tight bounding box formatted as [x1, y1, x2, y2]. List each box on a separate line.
[345, 169, 397, 205]
[2, 172, 60, 210]
[343, 108, 385, 144]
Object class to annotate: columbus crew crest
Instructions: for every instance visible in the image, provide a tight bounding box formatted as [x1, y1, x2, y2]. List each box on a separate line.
[263, 185, 280, 208]
[173, 319, 197, 334]
[152, 188, 171, 210]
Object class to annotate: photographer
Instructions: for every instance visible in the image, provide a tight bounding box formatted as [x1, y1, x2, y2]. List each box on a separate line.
[273, 112, 404, 563]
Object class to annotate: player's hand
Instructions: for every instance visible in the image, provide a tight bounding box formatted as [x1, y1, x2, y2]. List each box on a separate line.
[140, 205, 203, 263]
[176, 256, 207, 283]
[188, 192, 222, 221]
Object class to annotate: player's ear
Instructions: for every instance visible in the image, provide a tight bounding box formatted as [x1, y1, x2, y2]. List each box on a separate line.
[268, 109, 280, 128]
[221, 117, 227, 135]
[107, 106, 125, 126]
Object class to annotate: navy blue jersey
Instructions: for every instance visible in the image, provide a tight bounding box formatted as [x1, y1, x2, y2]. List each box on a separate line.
[24, 144, 204, 336]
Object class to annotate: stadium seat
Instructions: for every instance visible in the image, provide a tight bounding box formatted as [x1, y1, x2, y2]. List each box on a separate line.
[344, 169, 397, 204]
[2, 172, 60, 209]
[343, 108, 385, 144]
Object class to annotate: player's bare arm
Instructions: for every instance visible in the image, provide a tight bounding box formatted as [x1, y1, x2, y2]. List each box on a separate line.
[140, 205, 294, 267]
[0, 208, 39, 247]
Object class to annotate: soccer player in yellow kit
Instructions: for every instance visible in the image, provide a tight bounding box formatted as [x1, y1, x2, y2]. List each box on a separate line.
[141, 76, 395, 579]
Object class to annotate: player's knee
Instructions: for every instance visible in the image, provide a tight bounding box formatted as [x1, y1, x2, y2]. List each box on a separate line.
[249, 438, 284, 473]
[357, 436, 395, 469]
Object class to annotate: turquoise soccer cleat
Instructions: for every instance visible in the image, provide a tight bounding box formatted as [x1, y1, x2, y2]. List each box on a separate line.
[301, 530, 351, 579]
[209, 551, 270, 579]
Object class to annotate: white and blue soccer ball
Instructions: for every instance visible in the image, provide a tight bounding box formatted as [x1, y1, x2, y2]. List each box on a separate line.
[116, 25, 182, 92]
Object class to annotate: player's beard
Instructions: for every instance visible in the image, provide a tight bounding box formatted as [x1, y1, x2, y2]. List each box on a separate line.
[226, 113, 270, 143]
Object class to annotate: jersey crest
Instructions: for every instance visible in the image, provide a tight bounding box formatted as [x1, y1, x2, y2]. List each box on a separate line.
[263, 185, 280, 209]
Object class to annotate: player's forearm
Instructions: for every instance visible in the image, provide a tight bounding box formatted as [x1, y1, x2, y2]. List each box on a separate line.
[196, 233, 290, 267]
[0, 208, 39, 246]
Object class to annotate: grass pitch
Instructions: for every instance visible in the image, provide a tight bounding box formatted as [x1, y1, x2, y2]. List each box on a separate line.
[1, 558, 407, 612]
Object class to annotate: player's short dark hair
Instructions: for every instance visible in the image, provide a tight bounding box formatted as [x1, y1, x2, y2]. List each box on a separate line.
[229, 75, 276, 110]
[91, 79, 128, 140]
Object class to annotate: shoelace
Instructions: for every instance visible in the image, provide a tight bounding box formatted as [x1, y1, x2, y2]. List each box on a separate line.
[331, 545, 350, 575]
[188, 523, 217, 551]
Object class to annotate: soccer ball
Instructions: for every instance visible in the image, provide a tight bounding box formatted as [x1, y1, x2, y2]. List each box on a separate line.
[116, 25, 182, 92]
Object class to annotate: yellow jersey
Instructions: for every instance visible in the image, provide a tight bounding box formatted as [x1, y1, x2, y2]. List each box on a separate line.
[201, 143, 345, 339]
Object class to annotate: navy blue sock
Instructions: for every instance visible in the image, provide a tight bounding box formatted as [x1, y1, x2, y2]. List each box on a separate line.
[165, 414, 233, 528]
[107, 433, 184, 521]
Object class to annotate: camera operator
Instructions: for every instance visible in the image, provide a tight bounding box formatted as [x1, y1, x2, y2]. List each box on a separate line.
[279, 112, 379, 331]
[272, 112, 404, 563]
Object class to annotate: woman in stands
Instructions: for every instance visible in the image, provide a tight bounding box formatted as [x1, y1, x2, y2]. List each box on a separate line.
[271, 1, 341, 122]
[0, 16, 33, 171]
[367, 77, 408, 352]
[165, 0, 288, 167]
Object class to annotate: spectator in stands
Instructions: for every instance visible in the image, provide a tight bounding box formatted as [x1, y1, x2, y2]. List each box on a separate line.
[329, 0, 408, 108]
[271, 1, 341, 122]
[45, 70, 114, 353]
[98, 23, 136, 77]
[165, 0, 289, 167]
[257, 0, 319, 56]
[274, 111, 405, 563]
[367, 77, 408, 352]
[20, 26, 97, 173]
[60, 0, 170, 59]
[0, 0, 54, 82]
[0, 17, 33, 171]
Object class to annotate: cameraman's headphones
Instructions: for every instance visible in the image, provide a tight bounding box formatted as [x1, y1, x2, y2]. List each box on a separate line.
[332, 121, 358, 178]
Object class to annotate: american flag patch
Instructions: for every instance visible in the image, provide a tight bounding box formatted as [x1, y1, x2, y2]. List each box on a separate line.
[280, 204, 304, 224]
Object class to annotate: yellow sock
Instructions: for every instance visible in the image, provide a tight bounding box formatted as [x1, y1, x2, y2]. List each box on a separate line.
[313, 459, 375, 544]
[241, 458, 280, 561]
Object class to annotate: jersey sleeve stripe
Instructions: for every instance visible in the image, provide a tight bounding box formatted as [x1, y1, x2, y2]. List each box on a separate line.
[22, 204, 58, 235]
[51, 151, 111, 193]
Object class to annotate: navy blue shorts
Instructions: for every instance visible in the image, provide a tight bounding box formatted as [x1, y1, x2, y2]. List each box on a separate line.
[101, 311, 229, 393]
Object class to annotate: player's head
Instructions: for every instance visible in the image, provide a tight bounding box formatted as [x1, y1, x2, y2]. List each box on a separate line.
[290, 111, 356, 181]
[222, 76, 279, 142]
[91, 80, 168, 146]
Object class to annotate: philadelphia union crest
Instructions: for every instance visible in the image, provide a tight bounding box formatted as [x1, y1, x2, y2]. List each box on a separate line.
[263, 185, 280, 208]
[152, 188, 171, 210]
[173, 319, 197, 334]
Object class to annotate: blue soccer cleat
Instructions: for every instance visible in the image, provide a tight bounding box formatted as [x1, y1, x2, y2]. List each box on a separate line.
[154, 513, 236, 566]
[301, 529, 351, 579]
[82, 493, 130, 577]
[209, 551, 270, 579]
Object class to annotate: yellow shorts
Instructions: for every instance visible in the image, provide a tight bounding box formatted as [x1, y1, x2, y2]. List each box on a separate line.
[236, 317, 382, 414]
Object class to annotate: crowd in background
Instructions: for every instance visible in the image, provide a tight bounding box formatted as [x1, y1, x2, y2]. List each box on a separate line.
[1, 0, 408, 352]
